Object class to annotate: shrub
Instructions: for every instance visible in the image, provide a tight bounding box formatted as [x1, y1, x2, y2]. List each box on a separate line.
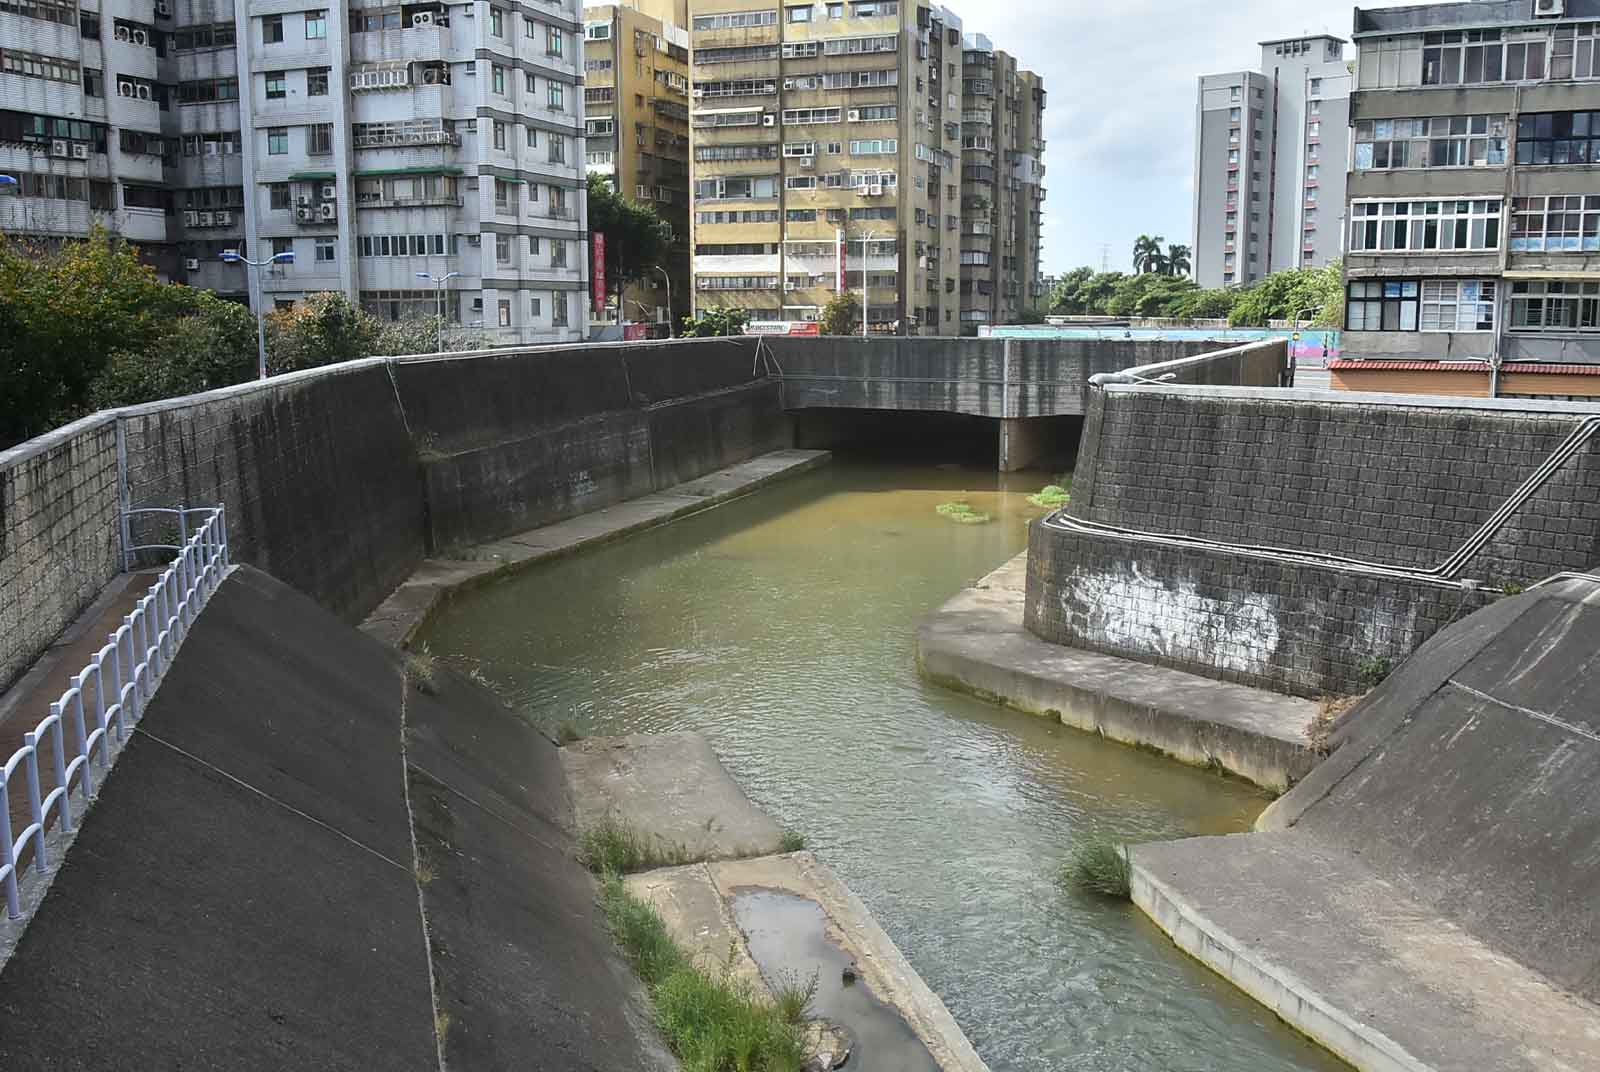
[1356, 654, 1393, 689]
[778, 829, 806, 853]
[1027, 485, 1071, 509]
[579, 817, 691, 874]
[1062, 840, 1131, 899]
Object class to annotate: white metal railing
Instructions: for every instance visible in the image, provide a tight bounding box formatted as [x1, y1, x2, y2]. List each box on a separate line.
[0, 506, 228, 919]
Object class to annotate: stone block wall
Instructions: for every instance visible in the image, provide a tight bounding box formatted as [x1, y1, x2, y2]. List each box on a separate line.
[0, 417, 123, 690]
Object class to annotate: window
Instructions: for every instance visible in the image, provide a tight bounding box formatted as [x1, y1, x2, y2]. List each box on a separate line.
[693, 175, 779, 199]
[272, 237, 294, 257]
[308, 66, 329, 95]
[552, 294, 568, 327]
[263, 14, 283, 43]
[1, 48, 79, 84]
[1348, 199, 1502, 252]
[178, 77, 240, 103]
[267, 127, 288, 154]
[304, 10, 326, 38]
[308, 123, 333, 154]
[1306, 164, 1319, 179]
[315, 236, 336, 262]
[496, 233, 512, 263]
[1515, 112, 1600, 166]
[1552, 22, 1600, 80]
[787, 5, 810, 21]
[547, 25, 563, 56]
[783, 107, 842, 125]
[530, 295, 542, 318]
[1230, 85, 1241, 100]
[489, 6, 503, 36]
[83, 67, 102, 97]
[498, 299, 511, 327]
[1345, 280, 1419, 331]
[265, 71, 287, 99]
[552, 240, 567, 267]
[493, 120, 506, 149]
[525, 71, 537, 93]
[1229, 107, 1241, 122]
[1354, 115, 1507, 170]
[548, 82, 564, 110]
[492, 64, 505, 95]
[1510, 279, 1600, 332]
[526, 126, 539, 148]
[849, 138, 896, 154]
[527, 235, 540, 255]
[494, 178, 516, 209]
[1510, 195, 1600, 251]
[1309, 77, 1322, 95]
[692, 10, 778, 30]
[270, 183, 291, 209]
[548, 133, 566, 163]
[1422, 29, 1544, 86]
[1421, 280, 1496, 331]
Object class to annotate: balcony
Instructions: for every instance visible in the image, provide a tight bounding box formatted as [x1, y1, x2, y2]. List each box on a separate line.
[546, 205, 577, 221]
[352, 119, 459, 148]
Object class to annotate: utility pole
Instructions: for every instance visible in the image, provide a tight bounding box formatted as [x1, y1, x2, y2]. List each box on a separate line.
[221, 248, 297, 379]
[417, 270, 462, 351]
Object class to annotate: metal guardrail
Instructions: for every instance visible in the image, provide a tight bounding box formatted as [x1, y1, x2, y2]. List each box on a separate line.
[0, 506, 228, 919]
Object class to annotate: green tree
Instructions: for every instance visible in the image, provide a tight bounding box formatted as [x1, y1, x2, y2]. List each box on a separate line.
[1228, 261, 1343, 327]
[1105, 273, 1198, 317]
[820, 290, 859, 335]
[679, 306, 749, 337]
[1171, 287, 1239, 320]
[587, 173, 670, 311]
[1132, 234, 1165, 274]
[89, 291, 258, 408]
[1048, 266, 1094, 313]
[265, 291, 380, 373]
[1166, 243, 1192, 277]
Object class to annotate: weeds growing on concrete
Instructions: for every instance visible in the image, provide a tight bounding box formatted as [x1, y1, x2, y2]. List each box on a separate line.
[404, 645, 438, 695]
[1027, 484, 1072, 509]
[772, 970, 818, 1025]
[778, 829, 807, 853]
[579, 817, 693, 875]
[1063, 840, 1131, 899]
[1356, 654, 1393, 689]
[599, 875, 806, 1072]
[935, 500, 993, 525]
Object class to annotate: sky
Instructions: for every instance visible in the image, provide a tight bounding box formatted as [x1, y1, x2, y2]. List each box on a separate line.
[965, 0, 1409, 276]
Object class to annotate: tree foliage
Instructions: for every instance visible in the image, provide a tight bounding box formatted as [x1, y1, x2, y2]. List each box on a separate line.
[679, 306, 749, 337]
[587, 173, 670, 298]
[1227, 260, 1343, 327]
[820, 290, 859, 335]
[1047, 258, 1343, 327]
[89, 291, 258, 409]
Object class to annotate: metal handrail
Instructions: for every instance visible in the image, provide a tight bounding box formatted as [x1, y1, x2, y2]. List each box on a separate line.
[0, 505, 228, 919]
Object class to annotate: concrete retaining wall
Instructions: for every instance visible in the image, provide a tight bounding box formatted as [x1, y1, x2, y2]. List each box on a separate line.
[1030, 384, 1600, 695]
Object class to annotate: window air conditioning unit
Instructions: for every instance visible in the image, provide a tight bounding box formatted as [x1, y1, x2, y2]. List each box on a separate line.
[49, 139, 69, 157]
[799, 156, 814, 169]
[184, 210, 199, 225]
[1534, 0, 1566, 15]
[185, 258, 200, 271]
[783, 79, 794, 89]
[198, 211, 214, 226]
[115, 26, 131, 40]
[215, 210, 233, 225]
[866, 184, 883, 196]
[118, 80, 136, 96]
[132, 29, 148, 45]
[784, 282, 799, 291]
[71, 143, 90, 159]
[156, 0, 170, 14]
[320, 183, 336, 200]
[319, 202, 337, 220]
[421, 67, 443, 84]
[136, 84, 152, 100]
[763, 114, 775, 127]
[413, 11, 434, 25]
[296, 205, 315, 222]
[691, 87, 704, 97]
[847, 109, 861, 121]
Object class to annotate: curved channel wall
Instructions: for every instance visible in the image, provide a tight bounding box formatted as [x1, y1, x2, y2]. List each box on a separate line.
[1026, 383, 1600, 696]
[0, 338, 788, 691]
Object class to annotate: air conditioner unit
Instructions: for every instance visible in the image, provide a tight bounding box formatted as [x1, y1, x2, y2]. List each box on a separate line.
[320, 183, 336, 200]
[412, 11, 434, 25]
[185, 258, 200, 271]
[691, 87, 704, 97]
[421, 67, 442, 84]
[136, 84, 152, 100]
[799, 156, 814, 169]
[215, 211, 233, 225]
[48, 139, 68, 157]
[762, 114, 775, 127]
[71, 142, 90, 159]
[184, 210, 199, 225]
[784, 282, 799, 291]
[847, 109, 861, 121]
[132, 29, 148, 45]
[1534, 0, 1566, 15]
[115, 26, 131, 40]
[298, 196, 313, 207]
[155, 0, 170, 14]
[319, 202, 336, 220]
[198, 211, 214, 226]
[783, 79, 794, 90]
[866, 184, 883, 196]
[118, 80, 136, 97]
[296, 205, 315, 221]
[203, 141, 220, 156]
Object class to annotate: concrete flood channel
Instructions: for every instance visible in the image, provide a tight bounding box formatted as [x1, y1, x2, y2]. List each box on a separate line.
[418, 458, 1347, 1072]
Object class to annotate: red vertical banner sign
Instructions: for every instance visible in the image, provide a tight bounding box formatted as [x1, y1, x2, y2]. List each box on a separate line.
[592, 232, 606, 315]
[836, 228, 846, 293]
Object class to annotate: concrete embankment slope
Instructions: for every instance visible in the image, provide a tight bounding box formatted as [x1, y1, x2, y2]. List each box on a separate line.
[1131, 578, 1600, 1071]
[0, 566, 668, 1071]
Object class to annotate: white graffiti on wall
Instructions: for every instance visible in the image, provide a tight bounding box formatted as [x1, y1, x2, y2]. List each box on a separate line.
[1061, 562, 1282, 677]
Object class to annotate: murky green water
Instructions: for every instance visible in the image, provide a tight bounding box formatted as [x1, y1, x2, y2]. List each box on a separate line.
[420, 460, 1345, 1072]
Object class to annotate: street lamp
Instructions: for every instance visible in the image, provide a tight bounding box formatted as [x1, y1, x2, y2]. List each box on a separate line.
[858, 230, 876, 339]
[417, 271, 462, 352]
[220, 248, 295, 380]
[653, 265, 673, 338]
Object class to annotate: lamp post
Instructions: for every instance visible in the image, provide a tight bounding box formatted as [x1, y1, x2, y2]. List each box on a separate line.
[858, 229, 876, 338]
[220, 248, 295, 380]
[417, 271, 462, 352]
[653, 265, 673, 338]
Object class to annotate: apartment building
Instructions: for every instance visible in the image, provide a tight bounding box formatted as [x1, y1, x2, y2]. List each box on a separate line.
[957, 35, 1045, 329]
[1334, 0, 1600, 400]
[685, 0, 1044, 335]
[583, 0, 690, 333]
[0, 0, 588, 346]
[1192, 35, 1352, 288]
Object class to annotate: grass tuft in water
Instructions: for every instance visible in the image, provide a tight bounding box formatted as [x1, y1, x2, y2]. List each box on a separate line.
[599, 874, 806, 1072]
[404, 645, 438, 695]
[935, 500, 993, 525]
[1027, 484, 1072, 509]
[778, 829, 807, 853]
[772, 970, 819, 1025]
[579, 817, 693, 875]
[1063, 840, 1132, 899]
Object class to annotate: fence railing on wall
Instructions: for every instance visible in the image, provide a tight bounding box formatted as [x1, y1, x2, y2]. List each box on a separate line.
[0, 506, 228, 920]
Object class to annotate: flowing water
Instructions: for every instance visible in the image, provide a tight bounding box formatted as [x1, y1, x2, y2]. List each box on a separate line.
[419, 459, 1346, 1072]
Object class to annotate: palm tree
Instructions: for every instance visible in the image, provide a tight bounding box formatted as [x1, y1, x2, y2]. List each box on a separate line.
[1132, 234, 1164, 274]
[1166, 243, 1192, 277]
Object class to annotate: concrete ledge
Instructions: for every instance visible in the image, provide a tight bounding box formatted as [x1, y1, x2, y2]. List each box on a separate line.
[360, 448, 830, 648]
[916, 553, 1318, 791]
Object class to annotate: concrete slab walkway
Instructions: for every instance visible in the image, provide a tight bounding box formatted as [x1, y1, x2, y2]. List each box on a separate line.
[916, 553, 1318, 791]
[361, 448, 830, 648]
[1131, 832, 1600, 1072]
